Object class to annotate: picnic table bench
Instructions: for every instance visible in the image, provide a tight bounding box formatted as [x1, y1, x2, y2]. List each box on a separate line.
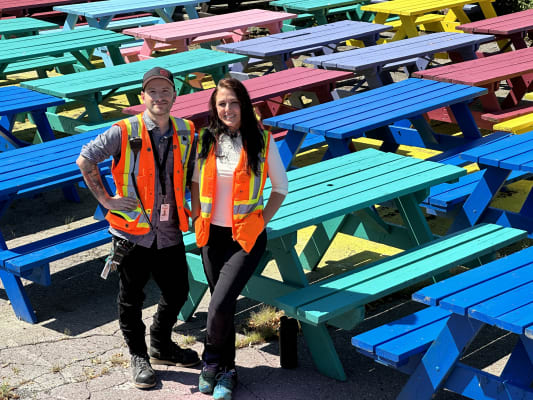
[0, 17, 58, 39]
[414, 46, 533, 130]
[121, 67, 353, 134]
[361, 0, 498, 42]
[305, 31, 494, 88]
[0, 27, 135, 80]
[19, 49, 248, 134]
[353, 244, 533, 399]
[216, 20, 391, 74]
[0, 86, 65, 151]
[121, 9, 297, 62]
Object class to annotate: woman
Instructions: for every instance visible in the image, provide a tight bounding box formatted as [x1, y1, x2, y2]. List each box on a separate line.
[191, 78, 288, 400]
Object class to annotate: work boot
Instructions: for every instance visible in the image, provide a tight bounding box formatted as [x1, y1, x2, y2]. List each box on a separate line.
[130, 354, 156, 389]
[198, 362, 219, 394]
[149, 342, 200, 367]
[213, 368, 238, 400]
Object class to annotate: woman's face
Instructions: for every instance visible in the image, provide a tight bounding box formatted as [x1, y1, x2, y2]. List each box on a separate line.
[215, 87, 241, 132]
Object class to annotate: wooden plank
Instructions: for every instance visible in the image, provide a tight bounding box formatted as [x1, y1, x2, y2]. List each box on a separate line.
[457, 9, 533, 35]
[460, 131, 533, 164]
[413, 246, 533, 306]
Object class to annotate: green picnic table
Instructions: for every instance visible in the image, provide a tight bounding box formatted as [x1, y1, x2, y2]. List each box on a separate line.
[19, 48, 248, 134]
[0, 17, 58, 39]
[0, 27, 135, 79]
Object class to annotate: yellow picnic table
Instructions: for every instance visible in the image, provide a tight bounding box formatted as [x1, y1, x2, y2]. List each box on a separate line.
[361, 0, 497, 41]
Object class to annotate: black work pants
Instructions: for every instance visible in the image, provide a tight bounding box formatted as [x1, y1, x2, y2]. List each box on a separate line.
[200, 224, 267, 369]
[117, 240, 189, 356]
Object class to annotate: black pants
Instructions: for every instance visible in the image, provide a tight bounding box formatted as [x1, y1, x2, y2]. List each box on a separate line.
[117, 240, 189, 356]
[201, 224, 267, 369]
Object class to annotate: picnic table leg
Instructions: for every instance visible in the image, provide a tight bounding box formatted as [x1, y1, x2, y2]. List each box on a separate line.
[498, 336, 533, 387]
[397, 314, 483, 400]
[448, 102, 482, 140]
[277, 130, 306, 170]
[395, 193, 434, 245]
[29, 110, 56, 143]
[178, 253, 209, 321]
[0, 270, 37, 323]
[299, 215, 345, 271]
[0, 114, 23, 150]
[449, 167, 510, 233]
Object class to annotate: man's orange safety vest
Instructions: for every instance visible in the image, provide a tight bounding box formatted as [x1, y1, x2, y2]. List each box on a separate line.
[106, 114, 194, 235]
[194, 130, 270, 253]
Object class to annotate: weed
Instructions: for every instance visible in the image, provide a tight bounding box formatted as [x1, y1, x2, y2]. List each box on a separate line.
[10, 368, 19, 376]
[51, 365, 62, 374]
[180, 335, 197, 347]
[235, 331, 264, 349]
[247, 306, 283, 341]
[0, 381, 19, 400]
[109, 353, 128, 368]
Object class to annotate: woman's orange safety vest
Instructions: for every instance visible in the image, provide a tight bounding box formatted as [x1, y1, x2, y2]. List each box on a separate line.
[194, 130, 270, 253]
[106, 114, 194, 235]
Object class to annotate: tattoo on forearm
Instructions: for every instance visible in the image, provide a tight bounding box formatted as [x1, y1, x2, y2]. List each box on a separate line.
[80, 162, 108, 203]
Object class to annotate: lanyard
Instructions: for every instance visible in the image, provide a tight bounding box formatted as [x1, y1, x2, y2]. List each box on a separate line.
[148, 132, 172, 198]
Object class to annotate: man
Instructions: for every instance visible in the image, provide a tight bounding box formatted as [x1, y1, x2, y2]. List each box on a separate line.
[76, 67, 199, 390]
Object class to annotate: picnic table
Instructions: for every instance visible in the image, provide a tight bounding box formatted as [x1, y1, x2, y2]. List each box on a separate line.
[270, 0, 371, 27]
[0, 17, 58, 39]
[55, 0, 205, 30]
[352, 243, 533, 399]
[19, 49, 248, 134]
[0, 27, 135, 79]
[305, 31, 494, 88]
[361, 0, 498, 42]
[457, 9, 533, 53]
[414, 46, 533, 130]
[122, 67, 353, 129]
[122, 9, 297, 61]
[446, 130, 533, 237]
[263, 78, 493, 170]
[179, 149, 528, 381]
[0, 0, 87, 18]
[0, 86, 65, 151]
[216, 20, 391, 73]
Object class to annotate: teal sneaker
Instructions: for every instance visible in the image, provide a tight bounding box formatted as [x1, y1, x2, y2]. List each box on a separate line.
[198, 362, 218, 394]
[213, 368, 237, 400]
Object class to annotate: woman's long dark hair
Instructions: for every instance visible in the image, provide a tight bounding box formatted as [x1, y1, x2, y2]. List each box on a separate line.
[198, 78, 265, 176]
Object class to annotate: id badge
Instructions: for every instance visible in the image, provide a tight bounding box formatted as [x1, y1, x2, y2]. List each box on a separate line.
[160, 203, 170, 222]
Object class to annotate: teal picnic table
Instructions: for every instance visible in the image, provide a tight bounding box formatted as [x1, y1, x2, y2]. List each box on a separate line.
[0, 17, 58, 39]
[19, 49, 248, 134]
[0, 27, 135, 79]
[177, 148, 527, 381]
[270, 0, 372, 29]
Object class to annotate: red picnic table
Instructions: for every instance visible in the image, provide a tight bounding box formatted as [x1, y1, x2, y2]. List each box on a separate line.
[122, 67, 353, 130]
[414, 46, 533, 130]
[458, 9, 533, 53]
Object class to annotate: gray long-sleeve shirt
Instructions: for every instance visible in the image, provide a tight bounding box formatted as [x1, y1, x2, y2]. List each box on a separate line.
[80, 112, 184, 249]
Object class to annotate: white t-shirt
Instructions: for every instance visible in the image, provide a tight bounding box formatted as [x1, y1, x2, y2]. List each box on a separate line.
[193, 133, 288, 227]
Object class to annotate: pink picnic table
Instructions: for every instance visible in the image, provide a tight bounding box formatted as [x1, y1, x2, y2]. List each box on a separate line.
[0, 0, 90, 18]
[122, 9, 297, 61]
[458, 9, 533, 53]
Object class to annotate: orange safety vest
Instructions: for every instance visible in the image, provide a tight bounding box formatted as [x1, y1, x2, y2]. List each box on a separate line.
[194, 130, 270, 253]
[106, 114, 194, 235]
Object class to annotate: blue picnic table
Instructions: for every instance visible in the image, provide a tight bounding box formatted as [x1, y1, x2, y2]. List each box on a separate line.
[217, 20, 391, 73]
[447, 130, 533, 238]
[305, 31, 495, 88]
[0, 86, 65, 151]
[19, 49, 248, 134]
[55, 0, 205, 29]
[263, 78, 494, 169]
[353, 244, 533, 399]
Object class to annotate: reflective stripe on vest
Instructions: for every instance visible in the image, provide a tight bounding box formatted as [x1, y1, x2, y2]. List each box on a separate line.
[106, 114, 194, 235]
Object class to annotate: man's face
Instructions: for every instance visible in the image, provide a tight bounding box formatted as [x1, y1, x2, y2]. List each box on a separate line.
[141, 79, 176, 119]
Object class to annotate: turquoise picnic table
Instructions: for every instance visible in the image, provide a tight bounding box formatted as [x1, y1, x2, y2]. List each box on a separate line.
[0, 17, 58, 39]
[270, 0, 373, 28]
[0, 27, 135, 79]
[19, 49, 248, 134]
[55, 0, 205, 30]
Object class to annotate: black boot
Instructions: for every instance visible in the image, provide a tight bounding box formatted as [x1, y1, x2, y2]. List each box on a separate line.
[131, 354, 156, 389]
[149, 341, 200, 367]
